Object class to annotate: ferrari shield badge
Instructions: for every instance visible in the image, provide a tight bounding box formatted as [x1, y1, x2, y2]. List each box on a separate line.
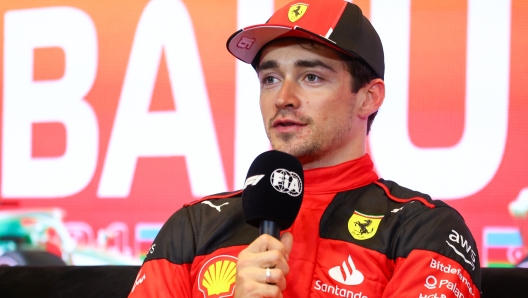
[288, 3, 308, 22]
[348, 210, 384, 240]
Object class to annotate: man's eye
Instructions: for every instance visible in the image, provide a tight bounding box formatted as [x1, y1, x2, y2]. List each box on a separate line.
[306, 74, 319, 82]
[264, 76, 278, 84]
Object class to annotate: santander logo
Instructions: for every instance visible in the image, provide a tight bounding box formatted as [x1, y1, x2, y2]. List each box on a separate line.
[328, 255, 364, 286]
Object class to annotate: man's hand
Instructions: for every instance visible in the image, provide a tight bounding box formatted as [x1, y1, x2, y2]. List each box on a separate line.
[235, 232, 293, 297]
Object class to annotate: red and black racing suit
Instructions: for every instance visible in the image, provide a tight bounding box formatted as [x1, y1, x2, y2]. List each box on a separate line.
[129, 154, 481, 297]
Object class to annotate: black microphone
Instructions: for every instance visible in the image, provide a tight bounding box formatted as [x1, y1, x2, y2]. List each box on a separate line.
[242, 150, 304, 239]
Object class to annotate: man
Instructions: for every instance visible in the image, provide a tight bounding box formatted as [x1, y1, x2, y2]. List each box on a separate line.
[129, 0, 481, 297]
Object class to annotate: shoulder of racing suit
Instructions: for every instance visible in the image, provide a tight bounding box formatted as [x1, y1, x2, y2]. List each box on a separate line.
[319, 178, 481, 289]
[143, 189, 257, 265]
[143, 179, 481, 290]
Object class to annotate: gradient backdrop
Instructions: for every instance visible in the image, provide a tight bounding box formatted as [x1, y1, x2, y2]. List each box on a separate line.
[1, 0, 527, 266]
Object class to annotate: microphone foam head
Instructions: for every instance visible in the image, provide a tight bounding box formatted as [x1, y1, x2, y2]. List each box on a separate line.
[242, 150, 304, 230]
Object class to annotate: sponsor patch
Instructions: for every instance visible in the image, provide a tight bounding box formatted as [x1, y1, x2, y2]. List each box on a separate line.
[201, 200, 229, 212]
[148, 243, 156, 254]
[198, 255, 237, 297]
[131, 270, 146, 293]
[420, 294, 447, 298]
[348, 211, 383, 240]
[328, 255, 364, 286]
[447, 229, 476, 270]
[430, 258, 476, 296]
[288, 3, 308, 22]
[424, 275, 468, 298]
[314, 280, 368, 298]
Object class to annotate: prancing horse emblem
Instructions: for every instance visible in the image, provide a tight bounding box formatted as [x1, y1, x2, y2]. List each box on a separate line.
[354, 219, 373, 235]
[348, 211, 384, 240]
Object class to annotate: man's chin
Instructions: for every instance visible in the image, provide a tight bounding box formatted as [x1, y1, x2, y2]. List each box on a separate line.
[271, 143, 308, 158]
[270, 144, 297, 157]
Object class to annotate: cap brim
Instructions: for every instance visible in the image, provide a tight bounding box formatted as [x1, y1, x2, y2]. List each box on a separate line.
[227, 24, 358, 66]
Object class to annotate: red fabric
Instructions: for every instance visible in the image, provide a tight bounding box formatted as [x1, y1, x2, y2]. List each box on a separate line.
[128, 154, 480, 297]
[384, 251, 480, 297]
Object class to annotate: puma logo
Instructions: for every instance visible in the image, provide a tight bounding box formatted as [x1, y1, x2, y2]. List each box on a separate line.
[391, 207, 404, 213]
[201, 200, 229, 212]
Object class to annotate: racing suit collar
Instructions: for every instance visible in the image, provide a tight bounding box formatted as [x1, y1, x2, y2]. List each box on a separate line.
[303, 154, 378, 195]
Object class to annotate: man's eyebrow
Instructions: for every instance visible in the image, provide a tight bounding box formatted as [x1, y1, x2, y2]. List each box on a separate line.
[257, 59, 337, 73]
[257, 60, 279, 72]
[295, 59, 336, 72]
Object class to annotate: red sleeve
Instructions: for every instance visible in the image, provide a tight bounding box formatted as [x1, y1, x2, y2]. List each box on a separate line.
[128, 259, 192, 297]
[382, 250, 480, 298]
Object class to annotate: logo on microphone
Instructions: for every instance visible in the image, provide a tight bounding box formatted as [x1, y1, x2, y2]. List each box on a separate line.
[243, 174, 265, 189]
[270, 169, 302, 197]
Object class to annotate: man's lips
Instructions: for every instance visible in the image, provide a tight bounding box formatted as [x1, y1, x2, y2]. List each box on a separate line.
[272, 118, 305, 127]
[271, 118, 307, 132]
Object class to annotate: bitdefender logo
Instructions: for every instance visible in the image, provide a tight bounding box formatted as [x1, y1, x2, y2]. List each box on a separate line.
[270, 168, 302, 197]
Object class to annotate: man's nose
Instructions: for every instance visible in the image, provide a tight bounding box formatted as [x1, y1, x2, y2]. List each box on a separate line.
[275, 79, 300, 109]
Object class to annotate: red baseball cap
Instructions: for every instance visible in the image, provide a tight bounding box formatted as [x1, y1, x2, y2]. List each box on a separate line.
[226, 0, 384, 79]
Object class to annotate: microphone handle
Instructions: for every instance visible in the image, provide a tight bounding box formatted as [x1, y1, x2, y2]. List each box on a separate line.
[260, 220, 280, 239]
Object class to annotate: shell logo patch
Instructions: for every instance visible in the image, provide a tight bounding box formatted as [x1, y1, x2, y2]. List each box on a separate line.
[198, 255, 238, 297]
[288, 3, 308, 23]
[348, 210, 384, 240]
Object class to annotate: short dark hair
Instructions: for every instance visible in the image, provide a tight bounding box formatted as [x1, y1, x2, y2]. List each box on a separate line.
[338, 54, 379, 134]
[253, 38, 380, 134]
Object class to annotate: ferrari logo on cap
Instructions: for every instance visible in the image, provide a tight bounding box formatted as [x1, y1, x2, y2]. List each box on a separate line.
[348, 210, 384, 240]
[288, 3, 308, 22]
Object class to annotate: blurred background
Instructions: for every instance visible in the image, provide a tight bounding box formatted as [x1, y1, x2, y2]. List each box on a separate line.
[0, 0, 526, 267]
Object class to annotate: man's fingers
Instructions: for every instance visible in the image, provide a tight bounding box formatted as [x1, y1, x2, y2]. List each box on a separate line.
[263, 267, 287, 291]
[234, 233, 293, 297]
[238, 249, 289, 275]
[238, 267, 287, 291]
[280, 232, 293, 261]
[246, 234, 288, 254]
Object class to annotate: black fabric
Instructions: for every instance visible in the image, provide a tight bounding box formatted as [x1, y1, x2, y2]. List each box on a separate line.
[0, 266, 139, 298]
[146, 195, 258, 265]
[0, 266, 525, 297]
[481, 268, 528, 297]
[319, 180, 480, 280]
[330, 3, 384, 79]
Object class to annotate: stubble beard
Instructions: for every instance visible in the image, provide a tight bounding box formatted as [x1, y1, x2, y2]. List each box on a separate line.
[266, 112, 324, 164]
[266, 104, 355, 166]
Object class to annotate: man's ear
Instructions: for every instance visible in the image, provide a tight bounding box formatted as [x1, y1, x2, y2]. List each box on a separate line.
[358, 78, 385, 118]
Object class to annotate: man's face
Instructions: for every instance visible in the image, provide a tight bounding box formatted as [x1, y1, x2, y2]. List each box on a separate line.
[258, 38, 365, 167]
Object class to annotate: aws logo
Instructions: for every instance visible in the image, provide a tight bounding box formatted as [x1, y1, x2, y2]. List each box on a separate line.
[198, 255, 238, 298]
[348, 210, 384, 240]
